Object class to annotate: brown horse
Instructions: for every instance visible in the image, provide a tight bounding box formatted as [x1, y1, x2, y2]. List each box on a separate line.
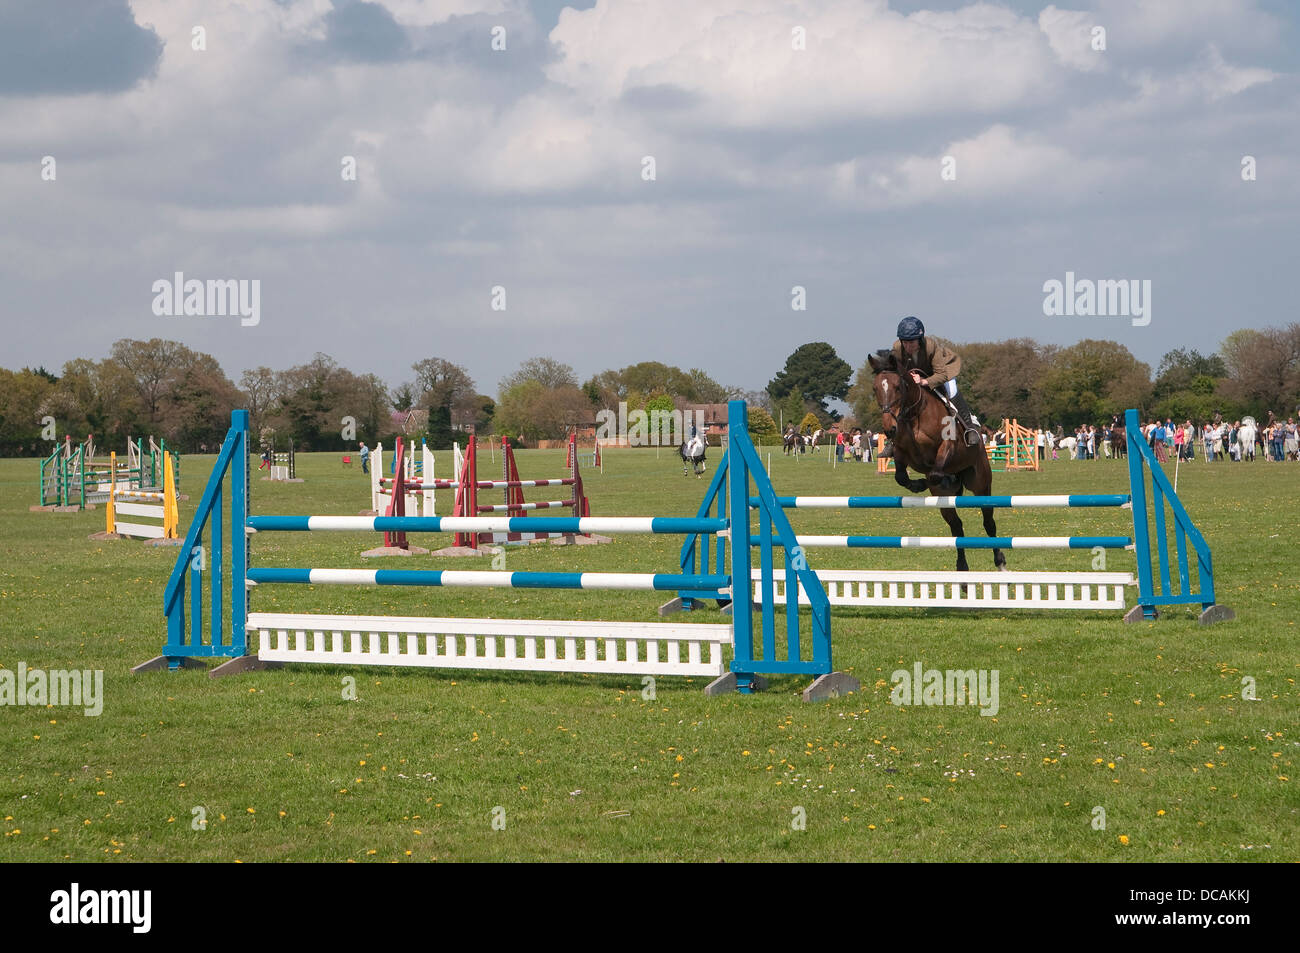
[868, 350, 1006, 572]
[1109, 414, 1127, 459]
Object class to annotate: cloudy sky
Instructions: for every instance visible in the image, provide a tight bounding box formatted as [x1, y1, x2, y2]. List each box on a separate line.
[1, 0, 1295, 397]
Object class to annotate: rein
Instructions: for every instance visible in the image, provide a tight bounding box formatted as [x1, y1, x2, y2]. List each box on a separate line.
[880, 373, 927, 425]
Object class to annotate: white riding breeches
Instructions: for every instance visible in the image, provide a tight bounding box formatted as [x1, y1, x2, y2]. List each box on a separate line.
[940, 380, 957, 398]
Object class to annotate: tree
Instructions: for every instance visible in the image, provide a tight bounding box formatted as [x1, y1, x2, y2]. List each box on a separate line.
[1218, 325, 1300, 417]
[390, 382, 415, 413]
[582, 363, 729, 407]
[779, 391, 807, 432]
[272, 353, 387, 450]
[411, 358, 475, 412]
[685, 368, 729, 403]
[1151, 348, 1232, 423]
[747, 407, 779, 445]
[1039, 340, 1152, 428]
[494, 380, 592, 443]
[0, 367, 57, 455]
[846, 359, 880, 429]
[799, 412, 821, 434]
[111, 338, 191, 426]
[500, 357, 577, 393]
[239, 367, 278, 435]
[958, 338, 1049, 426]
[767, 343, 851, 420]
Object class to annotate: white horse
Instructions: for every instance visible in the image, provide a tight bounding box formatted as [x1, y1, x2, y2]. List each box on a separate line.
[680, 434, 707, 476]
[1240, 419, 1257, 460]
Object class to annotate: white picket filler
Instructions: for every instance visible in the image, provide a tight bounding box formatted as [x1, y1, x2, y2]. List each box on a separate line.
[250, 613, 733, 677]
[371, 439, 435, 516]
[754, 569, 1134, 611]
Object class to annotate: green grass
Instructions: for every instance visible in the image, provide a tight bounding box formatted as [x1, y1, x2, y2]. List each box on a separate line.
[1, 444, 1296, 861]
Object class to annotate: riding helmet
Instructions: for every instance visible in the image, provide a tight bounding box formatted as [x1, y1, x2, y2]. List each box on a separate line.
[897, 316, 925, 340]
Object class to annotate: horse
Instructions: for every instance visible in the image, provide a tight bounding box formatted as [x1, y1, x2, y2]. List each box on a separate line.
[782, 428, 805, 456]
[679, 434, 706, 476]
[1110, 415, 1127, 459]
[868, 350, 1005, 573]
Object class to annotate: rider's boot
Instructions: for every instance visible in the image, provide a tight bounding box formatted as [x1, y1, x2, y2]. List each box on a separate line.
[949, 393, 983, 447]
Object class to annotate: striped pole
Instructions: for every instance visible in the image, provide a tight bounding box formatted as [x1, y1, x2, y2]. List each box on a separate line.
[750, 494, 1130, 509]
[476, 500, 574, 513]
[382, 478, 574, 489]
[750, 535, 1131, 549]
[246, 568, 730, 591]
[248, 515, 728, 535]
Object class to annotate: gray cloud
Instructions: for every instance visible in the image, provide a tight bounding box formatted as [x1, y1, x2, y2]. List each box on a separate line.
[0, 0, 162, 95]
[321, 0, 410, 62]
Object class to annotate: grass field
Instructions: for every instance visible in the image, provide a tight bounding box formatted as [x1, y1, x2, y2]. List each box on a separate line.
[2, 441, 1296, 862]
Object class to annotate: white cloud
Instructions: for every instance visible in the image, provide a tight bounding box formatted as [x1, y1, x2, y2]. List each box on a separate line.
[1038, 6, 1105, 72]
[832, 124, 1121, 208]
[548, 0, 1064, 126]
[1192, 44, 1276, 100]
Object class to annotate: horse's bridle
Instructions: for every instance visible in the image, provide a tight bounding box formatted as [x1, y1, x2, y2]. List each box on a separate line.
[878, 374, 926, 427]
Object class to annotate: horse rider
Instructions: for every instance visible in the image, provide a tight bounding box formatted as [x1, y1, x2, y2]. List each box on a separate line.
[892, 315, 981, 446]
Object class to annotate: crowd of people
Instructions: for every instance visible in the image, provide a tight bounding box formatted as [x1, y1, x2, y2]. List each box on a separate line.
[1062, 416, 1299, 463]
[784, 414, 1300, 466]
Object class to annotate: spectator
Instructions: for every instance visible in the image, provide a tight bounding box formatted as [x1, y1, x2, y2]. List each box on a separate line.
[359, 442, 371, 474]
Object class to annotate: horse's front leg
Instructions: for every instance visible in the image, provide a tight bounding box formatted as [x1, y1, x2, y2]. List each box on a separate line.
[893, 463, 928, 494]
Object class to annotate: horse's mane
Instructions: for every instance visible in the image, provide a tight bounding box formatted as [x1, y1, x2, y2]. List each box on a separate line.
[871, 349, 901, 375]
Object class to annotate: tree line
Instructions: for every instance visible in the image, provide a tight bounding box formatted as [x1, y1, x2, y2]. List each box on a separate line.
[1, 326, 1295, 456]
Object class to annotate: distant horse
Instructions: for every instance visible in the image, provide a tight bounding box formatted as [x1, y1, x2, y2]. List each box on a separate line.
[868, 350, 1005, 573]
[1110, 415, 1127, 459]
[782, 428, 804, 455]
[679, 434, 707, 476]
